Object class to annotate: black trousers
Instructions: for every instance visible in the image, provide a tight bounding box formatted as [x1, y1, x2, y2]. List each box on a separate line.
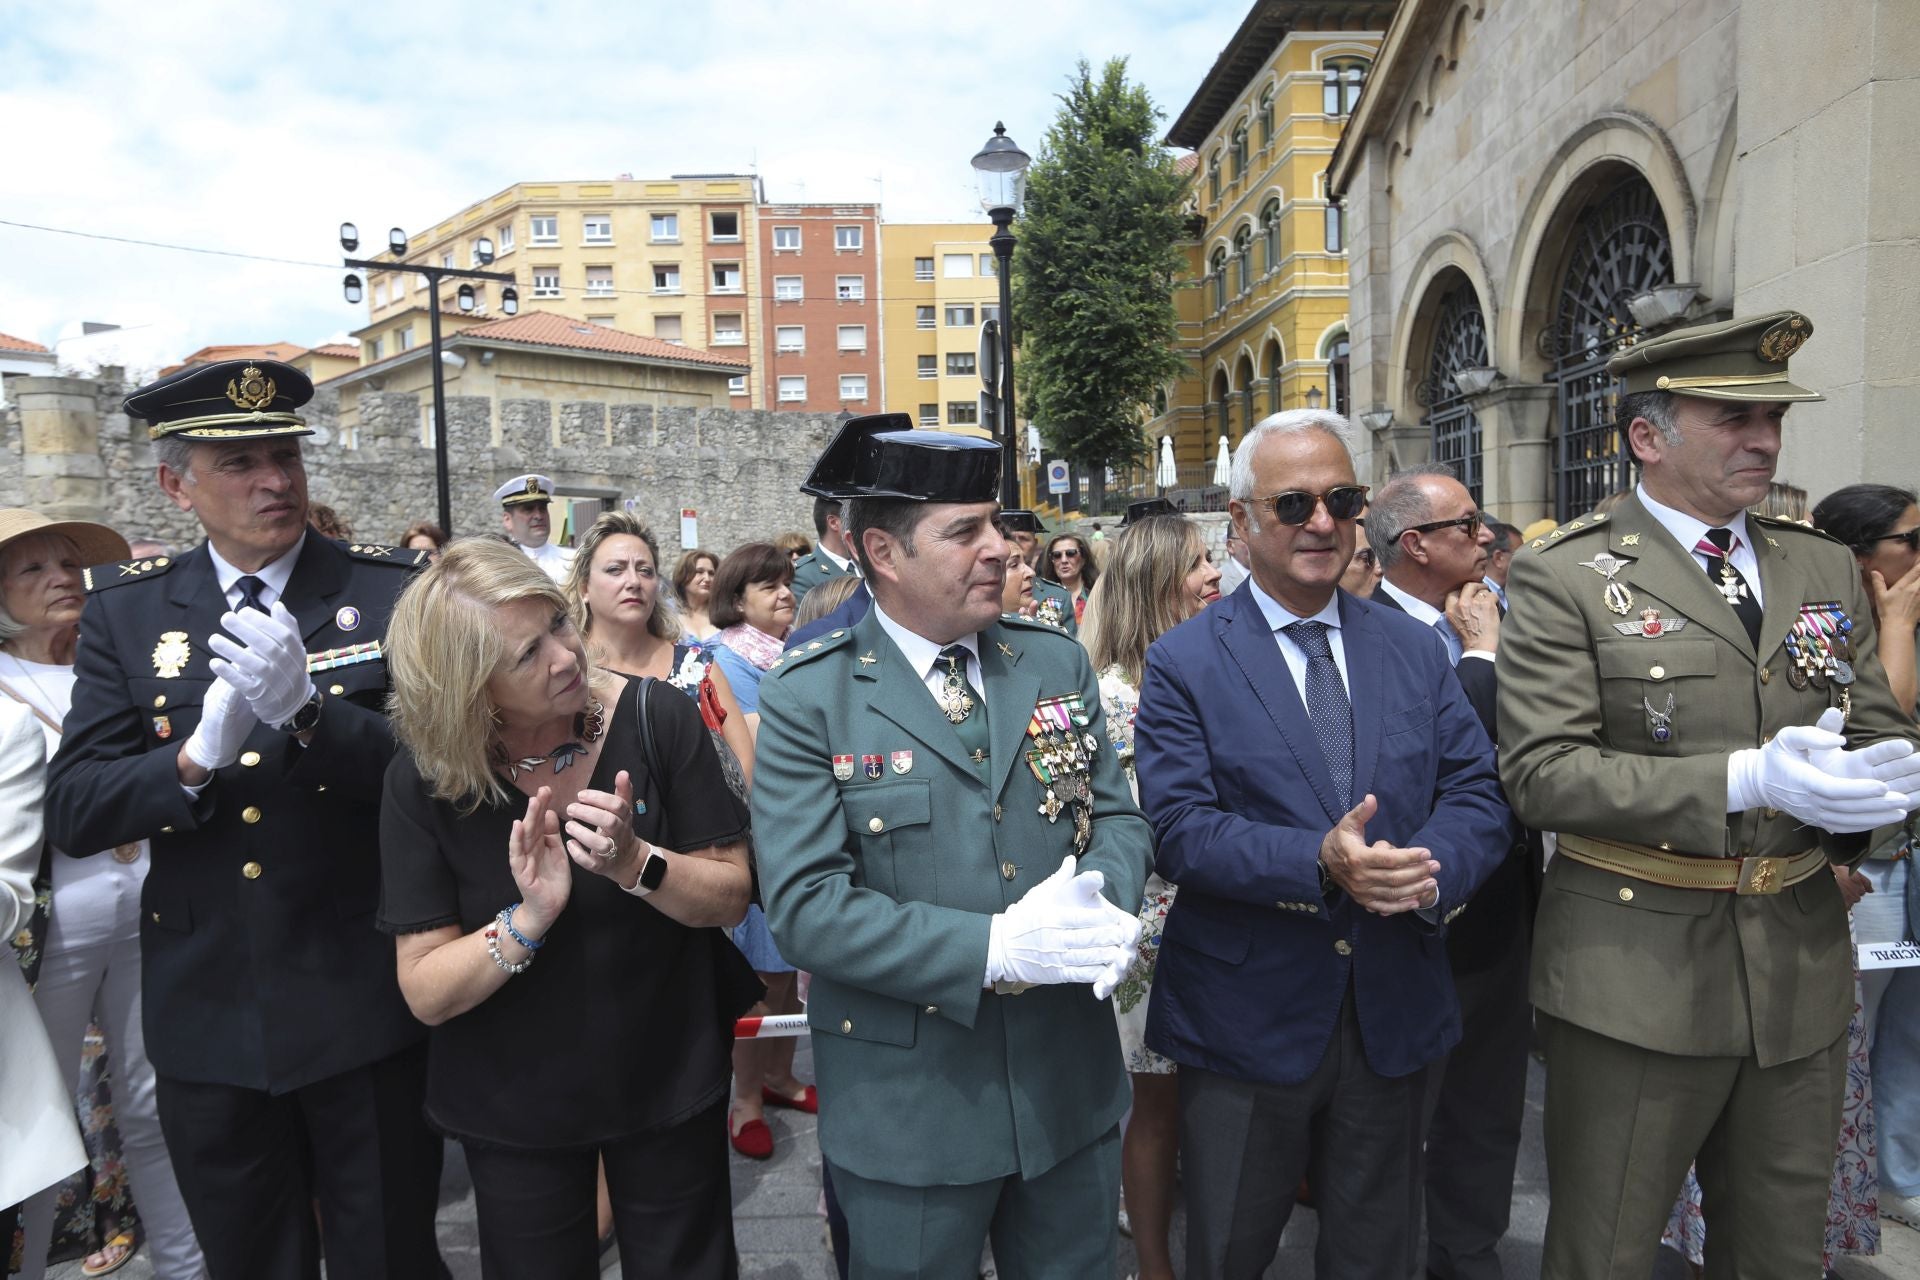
[462, 1097, 737, 1280]
[1180, 987, 1426, 1279]
[154, 1041, 443, 1280]
[1422, 926, 1534, 1279]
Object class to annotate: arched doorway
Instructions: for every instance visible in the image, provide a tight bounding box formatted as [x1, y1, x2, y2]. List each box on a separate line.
[1545, 176, 1673, 519]
[1418, 281, 1489, 505]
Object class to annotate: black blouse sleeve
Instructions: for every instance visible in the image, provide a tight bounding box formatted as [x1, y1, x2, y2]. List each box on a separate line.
[376, 750, 462, 935]
[636, 679, 750, 854]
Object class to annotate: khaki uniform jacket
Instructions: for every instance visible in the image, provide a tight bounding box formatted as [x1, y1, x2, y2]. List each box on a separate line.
[752, 609, 1152, 1186]
[1498, 495, 1917, 1066]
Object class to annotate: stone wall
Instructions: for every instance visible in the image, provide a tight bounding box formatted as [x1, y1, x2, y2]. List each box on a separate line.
[0, 372, 842, 563]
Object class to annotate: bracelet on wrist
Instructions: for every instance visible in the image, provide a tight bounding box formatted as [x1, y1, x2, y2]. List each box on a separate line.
[501, 901, 544, 951]
[484, 916, 533, 975]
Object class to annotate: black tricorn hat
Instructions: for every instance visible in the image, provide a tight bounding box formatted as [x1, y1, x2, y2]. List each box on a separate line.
[1121, 498, 1179, 526]
[997, 509, 1048, 535]
[124, 359, 315, 442]
[801, 413, 1000, 503]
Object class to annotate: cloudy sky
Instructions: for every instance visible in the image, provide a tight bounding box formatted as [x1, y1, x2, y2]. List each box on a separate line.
[0, 0, 1245, 370]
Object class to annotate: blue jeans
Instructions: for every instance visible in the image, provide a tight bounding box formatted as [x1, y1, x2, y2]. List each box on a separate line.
[1866, 856, 1920, 1196]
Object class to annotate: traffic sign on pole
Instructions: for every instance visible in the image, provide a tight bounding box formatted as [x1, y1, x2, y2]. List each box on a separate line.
[1046, 460, 1070, 496]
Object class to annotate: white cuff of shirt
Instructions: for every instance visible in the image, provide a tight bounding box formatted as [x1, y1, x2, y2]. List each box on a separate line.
[1461, 649, 1496, 664]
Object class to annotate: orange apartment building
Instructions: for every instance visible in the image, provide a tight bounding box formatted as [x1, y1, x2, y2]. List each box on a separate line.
[755, 203, 882, 413]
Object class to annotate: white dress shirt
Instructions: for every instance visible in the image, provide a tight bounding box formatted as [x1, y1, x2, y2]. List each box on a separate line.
[1636, 483, 1764, 607]
[873, 604, 983, 703]
[1244, 577, 1348, 699]
[207, 533, 303, 611]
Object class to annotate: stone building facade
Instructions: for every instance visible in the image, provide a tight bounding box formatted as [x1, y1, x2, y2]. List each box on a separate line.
[1327, 0, 1916, 524]
[0, 370, 841, 565]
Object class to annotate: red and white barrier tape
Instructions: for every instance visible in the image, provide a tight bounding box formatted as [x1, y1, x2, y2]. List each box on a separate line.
[734, 1013, 811, 1039]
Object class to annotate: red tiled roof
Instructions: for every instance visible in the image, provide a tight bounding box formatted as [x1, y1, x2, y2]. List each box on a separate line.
[1174, 152, 1200, 175]
[306, 343, 360, 360]
[460, 311, 750, 369]
[0, 332, 52, 354]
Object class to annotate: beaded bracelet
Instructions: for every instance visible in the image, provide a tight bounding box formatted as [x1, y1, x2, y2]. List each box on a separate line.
[484, 913, 533, 975]
[501, 902, 544, 951]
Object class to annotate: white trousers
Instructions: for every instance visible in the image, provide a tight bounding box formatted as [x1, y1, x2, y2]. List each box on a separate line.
[16, 855, 206, 1280]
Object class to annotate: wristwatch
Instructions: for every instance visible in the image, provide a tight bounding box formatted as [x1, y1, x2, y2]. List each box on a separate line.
[280, 688, 324, 735]
[623, 843, 669, 897]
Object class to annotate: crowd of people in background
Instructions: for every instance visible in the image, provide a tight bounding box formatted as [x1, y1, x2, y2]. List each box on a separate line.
[4, 335, 1920, 1280]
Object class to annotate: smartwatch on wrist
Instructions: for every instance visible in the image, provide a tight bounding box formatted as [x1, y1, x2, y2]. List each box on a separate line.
[280, 688, 324, 735]
[624, 844, 669, 897]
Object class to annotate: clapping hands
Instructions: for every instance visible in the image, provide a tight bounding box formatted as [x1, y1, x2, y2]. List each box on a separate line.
[1319, 793, 1440, 915]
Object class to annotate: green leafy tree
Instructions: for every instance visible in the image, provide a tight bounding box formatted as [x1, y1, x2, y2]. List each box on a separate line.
[1014, 57, 1189, 513]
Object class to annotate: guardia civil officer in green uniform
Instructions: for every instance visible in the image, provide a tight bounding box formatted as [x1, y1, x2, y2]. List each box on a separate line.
[791, 496, 862, 600]
[1000, 509, 1079, 638]
[753, 415, 1152, 1279]
[46, 360, 445, 1279]
[1496, 312, 1920, 1279]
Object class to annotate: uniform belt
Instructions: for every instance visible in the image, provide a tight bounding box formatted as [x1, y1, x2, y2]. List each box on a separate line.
[1556, 833, 1827, 895]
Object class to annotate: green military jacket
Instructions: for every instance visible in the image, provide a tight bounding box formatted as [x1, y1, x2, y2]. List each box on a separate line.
[790, 547, 857, 603]
[1030, 578, 1080, 638]
[753, 608, 1151, 1185]
[1498, 494, 1917, 1065]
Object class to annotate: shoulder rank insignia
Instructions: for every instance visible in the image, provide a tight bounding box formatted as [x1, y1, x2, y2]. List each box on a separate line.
[84, 556, 174, 593]
[347, 543, 430, 567]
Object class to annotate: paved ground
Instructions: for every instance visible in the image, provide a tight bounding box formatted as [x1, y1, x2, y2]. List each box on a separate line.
[46, 1044, 1920, 1278]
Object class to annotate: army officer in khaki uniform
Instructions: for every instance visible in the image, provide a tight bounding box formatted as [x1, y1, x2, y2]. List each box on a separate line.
[753, 415, 1151, 1279]
[1497, 312, 1920, 1279]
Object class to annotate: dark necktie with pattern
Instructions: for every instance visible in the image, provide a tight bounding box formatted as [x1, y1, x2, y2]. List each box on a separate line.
[1284, 620, 1353, 811]
[235, 574, 270, 614]
[1696, 527, 1762, 647]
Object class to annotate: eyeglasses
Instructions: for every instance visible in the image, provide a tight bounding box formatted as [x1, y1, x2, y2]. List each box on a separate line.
[1250, 484, 1370, 526]
[1050, 547, 1081, 560]
[1408, 512, 1484, 539]
[1863, 529, 1920, 553]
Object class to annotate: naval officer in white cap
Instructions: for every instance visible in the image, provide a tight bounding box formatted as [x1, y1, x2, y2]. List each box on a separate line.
[495, 474, 575, 583]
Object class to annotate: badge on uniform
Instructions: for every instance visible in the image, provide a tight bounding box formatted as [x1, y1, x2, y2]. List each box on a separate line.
[152, 714, 172, 739]
[1034, 597, 1069, 630]
[1643, 693, 1676, 743]
[833, 754, 854, 782]
[335, 605, 361, 632]
[1025, 693, 1097, 855]
[152, 631, 191, 678]
[890, 750, 913, 775]
[1613, 608, 1689, 638]
[862, 754, 883, 781]
[1578, 553, 1635, 616]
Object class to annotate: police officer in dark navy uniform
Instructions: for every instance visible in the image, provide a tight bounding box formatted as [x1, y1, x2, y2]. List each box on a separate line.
[46, 360, 445, 1279]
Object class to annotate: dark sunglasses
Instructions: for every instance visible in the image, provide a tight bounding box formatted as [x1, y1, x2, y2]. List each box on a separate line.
[1863, 529, 1920, 553]
[1408, 512, 1484, 539]
[1050, 547, 1082, 559]
[1251, 484, 1370, 526]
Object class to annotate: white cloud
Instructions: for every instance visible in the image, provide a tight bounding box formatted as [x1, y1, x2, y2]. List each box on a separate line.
[0, 0, 1242, 361]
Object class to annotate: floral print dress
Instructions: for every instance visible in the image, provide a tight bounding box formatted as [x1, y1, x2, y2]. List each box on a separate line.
[1099, 666, 1176, 1077]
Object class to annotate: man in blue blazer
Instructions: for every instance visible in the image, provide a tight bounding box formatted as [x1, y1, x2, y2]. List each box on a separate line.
[1134, 410, 1513, 1279]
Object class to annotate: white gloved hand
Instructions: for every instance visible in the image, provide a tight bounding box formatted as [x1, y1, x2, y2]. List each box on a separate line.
[207, 602, 315, 728]
[182, 675, 260, 771]
[1728, 718, 1912, 833]
[1805, 707, 1920, 804]
[986, 856, 1141, 989]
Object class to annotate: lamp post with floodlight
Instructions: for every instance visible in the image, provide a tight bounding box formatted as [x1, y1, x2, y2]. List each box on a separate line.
[338, 221, 519, 535]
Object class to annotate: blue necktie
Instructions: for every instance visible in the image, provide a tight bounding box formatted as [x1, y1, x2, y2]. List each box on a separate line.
[1285, 621, 1353, 811]
[235, 575, 270, 614]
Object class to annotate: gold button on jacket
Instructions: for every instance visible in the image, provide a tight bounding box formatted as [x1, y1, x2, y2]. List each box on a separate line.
[241, 861, 262, 880]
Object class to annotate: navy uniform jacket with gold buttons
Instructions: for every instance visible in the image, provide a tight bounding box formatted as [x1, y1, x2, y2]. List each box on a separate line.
[47, 536, 427, 1093]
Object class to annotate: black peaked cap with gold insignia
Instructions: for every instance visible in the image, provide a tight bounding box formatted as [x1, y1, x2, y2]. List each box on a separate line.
[998, 510, 1048, 535]
[124, 359, 315, 442]
[1606, 310, 1822, 403]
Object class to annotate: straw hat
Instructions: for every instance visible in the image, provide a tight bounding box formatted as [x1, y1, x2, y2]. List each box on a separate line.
[0, 509, 133, 568]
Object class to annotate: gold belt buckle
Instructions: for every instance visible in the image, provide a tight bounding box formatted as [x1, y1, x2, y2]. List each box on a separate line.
[1736, 856, 1787, 895]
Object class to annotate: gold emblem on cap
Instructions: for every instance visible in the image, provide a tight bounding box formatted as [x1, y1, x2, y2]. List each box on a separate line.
[1757, 315, 1810, 364]
[225, 365, 278, 412]
[152, 631, 191, 678]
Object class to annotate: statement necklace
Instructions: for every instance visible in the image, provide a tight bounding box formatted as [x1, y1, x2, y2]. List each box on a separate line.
[498, 698, 605, 781]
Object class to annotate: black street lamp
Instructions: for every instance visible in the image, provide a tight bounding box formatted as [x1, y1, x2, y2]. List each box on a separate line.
[341, 221, 518, 536]
[971, 121, 1031, 508]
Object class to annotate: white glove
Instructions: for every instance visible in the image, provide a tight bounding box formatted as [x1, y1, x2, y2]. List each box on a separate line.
[1728, 718, 1912, 833]
[182, 675, 260, 771]
[208, 602, 315, 729]
[985, 856, 1141, 990]
[1805, 707, 1920, 803]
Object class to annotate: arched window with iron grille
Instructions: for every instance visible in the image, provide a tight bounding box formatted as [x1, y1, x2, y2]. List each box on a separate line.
[1326, 332, 1351, 419]
[1260, 199, 1281, 274]
[1419, 281, 1490, 505]
[1544, 177, 1673, 520]
[1233, 226, 1253, 295]
[1210, 246, 1228, 311]
[1257, 88, 1275, 146]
